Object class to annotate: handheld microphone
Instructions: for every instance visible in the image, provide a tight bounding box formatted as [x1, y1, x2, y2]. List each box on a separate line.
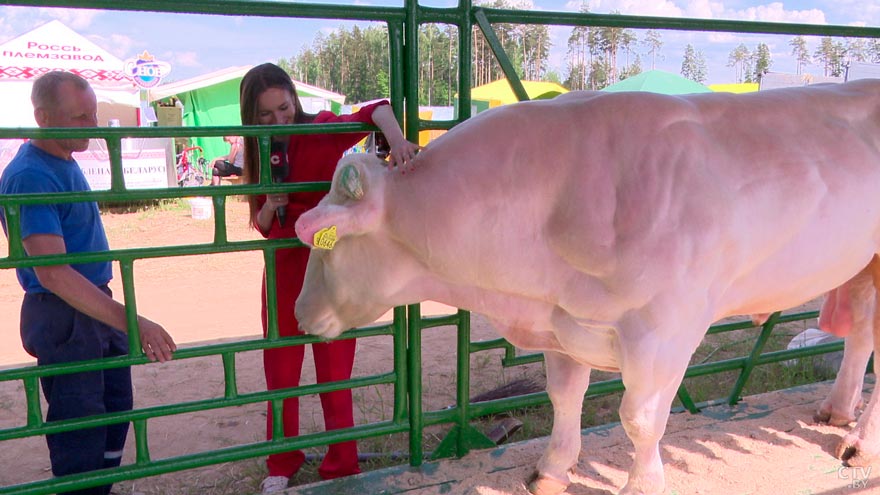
[269, 140, 290, 227]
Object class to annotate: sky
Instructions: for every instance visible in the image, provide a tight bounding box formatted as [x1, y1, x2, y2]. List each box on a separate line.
[0, 0, 878, 88]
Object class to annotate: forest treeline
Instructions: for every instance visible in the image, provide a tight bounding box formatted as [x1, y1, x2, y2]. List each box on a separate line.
[275, 1, 880, 106]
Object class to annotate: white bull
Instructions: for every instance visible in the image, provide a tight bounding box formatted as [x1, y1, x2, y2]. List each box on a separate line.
[294, 80, 880, 495]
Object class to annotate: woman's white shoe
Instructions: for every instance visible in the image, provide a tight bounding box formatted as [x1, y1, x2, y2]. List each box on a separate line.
[260, 475, 290, 493]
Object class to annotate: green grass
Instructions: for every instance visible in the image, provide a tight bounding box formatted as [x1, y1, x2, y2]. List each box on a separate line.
[99, 198, 188, 216]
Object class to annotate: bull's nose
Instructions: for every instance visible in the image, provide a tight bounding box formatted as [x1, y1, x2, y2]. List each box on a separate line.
[295, 310, 328, 337]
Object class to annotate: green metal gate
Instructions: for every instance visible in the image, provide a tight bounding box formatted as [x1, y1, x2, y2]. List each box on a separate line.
[0, 1, 876, 493]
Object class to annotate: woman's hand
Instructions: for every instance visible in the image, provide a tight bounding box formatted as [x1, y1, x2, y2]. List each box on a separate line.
[256, 194, 289, 233]
[387, 138, 421, 169]
[370, 104, 422, 170]
[264, 193, 289, 210]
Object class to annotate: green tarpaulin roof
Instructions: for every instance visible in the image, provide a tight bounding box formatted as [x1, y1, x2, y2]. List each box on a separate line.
[602, 70, 711, 95]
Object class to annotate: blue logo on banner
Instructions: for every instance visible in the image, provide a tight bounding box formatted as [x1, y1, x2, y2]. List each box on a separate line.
[123, 51, 171, 89]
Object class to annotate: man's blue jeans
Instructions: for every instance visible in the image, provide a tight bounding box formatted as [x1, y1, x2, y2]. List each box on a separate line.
[21, 287, 133, 495]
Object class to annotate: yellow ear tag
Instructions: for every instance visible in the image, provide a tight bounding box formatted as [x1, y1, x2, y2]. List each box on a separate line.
[313, 226, 338, 250]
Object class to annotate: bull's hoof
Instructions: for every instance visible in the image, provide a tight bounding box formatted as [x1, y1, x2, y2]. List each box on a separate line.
[836, 439, 877, 467]
[834, 435, 880, 467]
[814, 408, 855, 427]
[526, 471, 569, 495]
[835, 436, 857, 461]
[619, 479, 663, 495]
[842, 450, 874, 467]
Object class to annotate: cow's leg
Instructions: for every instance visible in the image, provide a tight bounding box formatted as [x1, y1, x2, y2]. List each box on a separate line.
[816, 269, 874, 426]
[527, 350, 591, 495]
[834, 257, 880, 466]
[617, 372, 683, 495]
[614, 315, 702, 495]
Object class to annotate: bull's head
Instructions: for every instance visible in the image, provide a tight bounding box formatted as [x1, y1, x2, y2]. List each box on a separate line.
[294, 153, 398, 338]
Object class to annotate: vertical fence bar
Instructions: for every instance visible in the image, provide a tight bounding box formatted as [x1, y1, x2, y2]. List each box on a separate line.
[263, 248, 280, 340]
[454, 309, 471, 456]
[3, 204, 24, 259]
[119, 259, 143, 359]
[392, 305, 409, 423]
[271, 398, 284, 442]
[133, 419, 151, 464]
[458, 0, 473, 121]
[403, 0, 420, 139]
[105, 137, 126, 192]
[222, 352, 239, 399]
[24, 376, 42, 427]
[212, 195, 228, 244]
[407, 303, 423, 466]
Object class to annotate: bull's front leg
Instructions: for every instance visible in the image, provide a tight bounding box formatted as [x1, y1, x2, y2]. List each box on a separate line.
[616, 318, 703, 495]
[815, 269, 874, 426]
[833, 259, 880, 466]
[527, 350, 591, 495]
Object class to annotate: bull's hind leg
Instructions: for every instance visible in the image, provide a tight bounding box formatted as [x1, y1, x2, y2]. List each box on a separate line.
[528, 351, 591, 495]
[834, 256, 880, 466]
[815, 268, 874, 426]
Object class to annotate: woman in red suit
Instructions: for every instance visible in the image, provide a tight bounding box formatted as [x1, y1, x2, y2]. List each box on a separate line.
[239, 63, 419, 494]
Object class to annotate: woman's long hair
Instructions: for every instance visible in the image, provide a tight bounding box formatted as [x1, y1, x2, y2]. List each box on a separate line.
[239, 63, 316, 226]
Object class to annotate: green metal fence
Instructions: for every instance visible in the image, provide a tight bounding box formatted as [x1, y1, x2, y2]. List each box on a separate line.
[0, 1, 874, 493]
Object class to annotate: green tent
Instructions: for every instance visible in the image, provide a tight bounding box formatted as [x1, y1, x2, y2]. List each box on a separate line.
[150, 66, 345, 165]
[602, 70, 711, 95]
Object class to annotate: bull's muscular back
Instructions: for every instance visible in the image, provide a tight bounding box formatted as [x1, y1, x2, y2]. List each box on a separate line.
[386, 80, 880, 324]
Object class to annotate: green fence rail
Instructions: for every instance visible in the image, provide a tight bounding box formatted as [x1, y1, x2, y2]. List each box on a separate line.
[0, 1, 869, 493]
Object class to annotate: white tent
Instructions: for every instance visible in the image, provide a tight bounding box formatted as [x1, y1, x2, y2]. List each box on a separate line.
[0, 19, 140, 128]
[0, 21, 172, 189]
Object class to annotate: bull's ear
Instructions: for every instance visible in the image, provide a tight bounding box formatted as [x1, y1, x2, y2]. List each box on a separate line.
[332, 154, 377, 201]
[338, 163, 364, 200]
[296, 154, 383, 249]
[295, 203, 380, 249]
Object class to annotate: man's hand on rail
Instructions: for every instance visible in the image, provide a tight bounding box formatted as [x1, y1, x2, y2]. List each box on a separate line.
[138, 316, 177, 363]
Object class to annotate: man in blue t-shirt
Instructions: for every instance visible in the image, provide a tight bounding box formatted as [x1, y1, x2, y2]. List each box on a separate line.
[0, 71, 176, 495]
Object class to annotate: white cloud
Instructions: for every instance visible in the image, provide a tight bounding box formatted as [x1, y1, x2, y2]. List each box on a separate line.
[512, 0, 538, 9]
[39, 7, 101, 30]
[0, 13, 15, 43]
[166, 51, 201, 68]
[727, 2, 826, 24]
[563, 0, 683, 17]
[682, 0, 724, 19]
[88, 33, 135, 59]
[822, 0, 880, 26]
[557, 1, 827, 25]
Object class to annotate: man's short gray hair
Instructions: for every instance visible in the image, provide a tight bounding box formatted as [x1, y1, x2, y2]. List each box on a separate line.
[31, 71, 91, 110]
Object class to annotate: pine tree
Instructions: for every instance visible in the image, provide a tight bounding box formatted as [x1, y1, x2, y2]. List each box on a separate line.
[644, 29, 663, 70]
[789, 36, 810, 75]
[752, 43, 772, 83]
[727, 44, 751, 83]
[681, 44, 707, 83]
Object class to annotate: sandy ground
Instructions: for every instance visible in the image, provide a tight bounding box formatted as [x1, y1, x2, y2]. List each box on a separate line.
[0, 199, 873, 495]
[290, 378, 878, 495]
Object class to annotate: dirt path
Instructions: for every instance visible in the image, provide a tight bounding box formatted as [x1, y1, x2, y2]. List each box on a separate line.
[292, 378, 877, 495]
